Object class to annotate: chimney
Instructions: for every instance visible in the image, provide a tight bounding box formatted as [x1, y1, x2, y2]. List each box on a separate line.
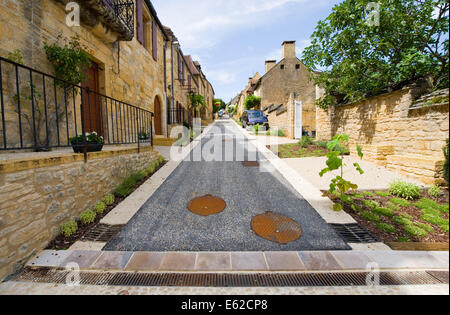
[265, 60, 277, 73]
[282, 41, 296, 59]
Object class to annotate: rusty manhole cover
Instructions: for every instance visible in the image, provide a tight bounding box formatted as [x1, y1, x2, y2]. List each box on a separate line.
[242, 161, 260, 167]
[188, 195, 227, 216]
[251, 212, 302, 244]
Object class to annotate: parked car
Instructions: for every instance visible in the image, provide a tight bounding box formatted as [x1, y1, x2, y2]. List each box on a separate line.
[218, 109, 225, 117]
[241, 110, 269, 129]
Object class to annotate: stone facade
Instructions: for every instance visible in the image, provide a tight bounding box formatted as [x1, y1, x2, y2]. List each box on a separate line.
[316, 87, 449, 185]
[0, 0, 168, 142]
[0, 147, 160, 281]
[237, 73, 261, 115]
[254, 41, 317, 138]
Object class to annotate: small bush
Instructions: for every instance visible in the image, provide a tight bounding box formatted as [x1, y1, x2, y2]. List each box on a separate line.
[415, 198, 439, 210]
[389, 180, 421, 200]
[351, 204, 363, 212]
[428, 185, 443, 198]
[416, 222, 434, 234]
[104, 194, 115, 206]
[377, 223, 396, 233]
[363, 200, 380, 210]
[94, 202, 106, 215]
[386, 202, 401, 212]
[316, 141, 328, 149]
[393, 215, 413, 226]
[361, 211, 381, 223]
[390, 198, 411, 207]
[114, 173, 142, 198]
[373, 207, 394, 217]
[61, 221, 77, 238]
[403, 224, 427, 238]
[299, 136, 314, 148]
[80, 209, 96, 225]
[375, 191, 391, 197]
[421, 213, 449, 227]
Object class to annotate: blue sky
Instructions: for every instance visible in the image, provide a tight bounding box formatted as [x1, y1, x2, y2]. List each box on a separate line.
[152, 0, 342, 102]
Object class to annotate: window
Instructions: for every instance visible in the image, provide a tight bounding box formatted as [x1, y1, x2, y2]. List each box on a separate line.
[142, 13, 150, 51]
[280, 65, 285, 70]
[136, 0, 157, 60]
[296, 64, 300, 69]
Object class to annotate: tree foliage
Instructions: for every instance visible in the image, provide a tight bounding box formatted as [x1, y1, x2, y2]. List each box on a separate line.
[301, 0, 449, 108]
[244, 94, 261, 110]
[213, 98, 226, 113]
[189, 93, 206, 115]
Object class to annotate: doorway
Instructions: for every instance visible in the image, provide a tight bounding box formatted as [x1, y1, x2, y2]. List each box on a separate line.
[82, 61, 102, 136]
[154, 96, 162, 135]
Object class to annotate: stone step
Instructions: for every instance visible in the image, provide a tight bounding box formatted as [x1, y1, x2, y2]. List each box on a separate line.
[26, 250, 449, 273]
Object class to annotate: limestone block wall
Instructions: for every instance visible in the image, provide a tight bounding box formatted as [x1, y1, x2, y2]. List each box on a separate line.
[316, 87, 449, 185]
[0, 147, 160, 281]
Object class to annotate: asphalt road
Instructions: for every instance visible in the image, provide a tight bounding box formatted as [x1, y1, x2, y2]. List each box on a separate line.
[105, 120, 349, 251]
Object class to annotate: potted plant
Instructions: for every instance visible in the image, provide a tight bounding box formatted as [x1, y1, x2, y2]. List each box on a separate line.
[70, 131, 104, 153]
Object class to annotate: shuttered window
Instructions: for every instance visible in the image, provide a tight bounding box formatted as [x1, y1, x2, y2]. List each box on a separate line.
[136, 0, 144, 44]
[152, 21, 157, 61]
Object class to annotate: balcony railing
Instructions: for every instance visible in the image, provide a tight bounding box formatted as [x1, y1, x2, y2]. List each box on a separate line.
[0, 56, 154, 153]
[101, 0, 135, 39]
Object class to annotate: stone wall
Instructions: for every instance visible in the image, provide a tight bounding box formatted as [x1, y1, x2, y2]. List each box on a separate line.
[0, 0, 168, 141]
[0, 147, 160, 281]
[316, 87, 449, 185]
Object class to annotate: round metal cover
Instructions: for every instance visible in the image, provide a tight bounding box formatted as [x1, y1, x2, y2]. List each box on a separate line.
[251, 212, 302, 244]
[188, 195, 227, 216]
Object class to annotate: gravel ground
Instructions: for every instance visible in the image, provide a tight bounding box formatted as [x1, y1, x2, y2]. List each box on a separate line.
[284, 157, 426, 191]
[105, 120, 350, 252]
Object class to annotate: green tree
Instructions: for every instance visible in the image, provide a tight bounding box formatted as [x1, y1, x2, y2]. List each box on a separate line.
[302, 0, 449, 109]
[213, 98, 226, 113]
[244, 95, 261, 110]
[189, 93, 206, 117]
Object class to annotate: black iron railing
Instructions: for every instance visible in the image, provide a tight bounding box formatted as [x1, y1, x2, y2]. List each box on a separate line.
[168, 106, 190, 125]
[0, 56, 154, 153]
[102, 0, 134, 35]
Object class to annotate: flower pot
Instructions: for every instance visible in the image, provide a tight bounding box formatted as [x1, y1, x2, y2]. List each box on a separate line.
[71, 142, 104, 153]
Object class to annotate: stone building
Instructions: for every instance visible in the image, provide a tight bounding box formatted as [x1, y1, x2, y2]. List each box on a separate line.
[253, 41, 317, 138]
[236, 73, 261, 115]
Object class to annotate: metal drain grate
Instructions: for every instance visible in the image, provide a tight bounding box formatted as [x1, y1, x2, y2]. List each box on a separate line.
[82, 224, 125, 243]
[14, 270, 448, 287]
[330, 224, 379, 243]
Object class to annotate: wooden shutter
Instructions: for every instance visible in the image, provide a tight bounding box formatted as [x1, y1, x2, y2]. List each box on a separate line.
[188, 75, 191, 92]
[152, 21, 157, 60]
[136, 0, 143, 44]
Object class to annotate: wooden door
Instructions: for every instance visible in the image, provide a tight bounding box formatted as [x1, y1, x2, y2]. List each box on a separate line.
[154, 96, 162, 135]
[82, 62, 102, 136]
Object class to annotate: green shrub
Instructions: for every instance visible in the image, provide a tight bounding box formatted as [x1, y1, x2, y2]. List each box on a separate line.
[444, 139, 449, 185]
[361, 211, 381, 223]
[316, 141, 328, 149]
[386, 202, 401, 212]
[362, 191, 375, 197]
[389, 180, 421, 200]
[414, 198, 439, 210]
[350, 193, 365, 199]
[61, 221, 78, 238]
[393, 215, 413, 226]
[104, 194, 115, 206]
[351, 204, 363, 212]
[421, 207, 441, 217]
[397, 236, 411, 242]
[403, 224, 427, 238]
[428, 185, 443, 198]
[80, 209, 96, 225]
[373, 207, 394, 217]
[390, 198, 411, 207]
[363, 200, 380, 210]
[441, 224, 449, 232]
[376, 223, 396, 233]
[299, 136, 314, 148]
[440, 204, 449, 214]
[94, 202, 106, 215]
[114, 173, 142, 198]
[416, 222, 434, 234]
[375, 191, 391, 197]
[421, 213, 449, 227]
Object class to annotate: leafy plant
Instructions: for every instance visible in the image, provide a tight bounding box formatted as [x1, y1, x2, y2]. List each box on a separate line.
[373, 207, 394, 218]
[389, 180, 421, 200]
[375, 191, 391, 197]
[244, 95, 261, 110]
[319, 134, 364, 211]
[428, 185, 443, 198]
[104, 194, 115, 206]
[363, 199, 380, 210]
[61, 221, 78, 238]
[390, 197, 411, 207]
[299, 136, 314, 148]
[377, 223, 396, 233]
[80, 209, 96, 225]
[94, 202, 106, 215]
[361, 211, 381, 223]
[44, 35, 91, 86]
[403, 224, 427, 238]
[301, 0, 449, 109]
[188, 93, 206, 117]
[7, 49, 24, 64]
[70, 131, 104, 144]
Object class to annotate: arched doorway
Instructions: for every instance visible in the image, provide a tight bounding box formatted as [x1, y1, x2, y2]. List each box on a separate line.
[154, 96, 162, 135]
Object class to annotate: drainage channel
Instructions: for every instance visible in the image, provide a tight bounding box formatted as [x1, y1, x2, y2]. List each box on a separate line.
[13, 269, 448, 287]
